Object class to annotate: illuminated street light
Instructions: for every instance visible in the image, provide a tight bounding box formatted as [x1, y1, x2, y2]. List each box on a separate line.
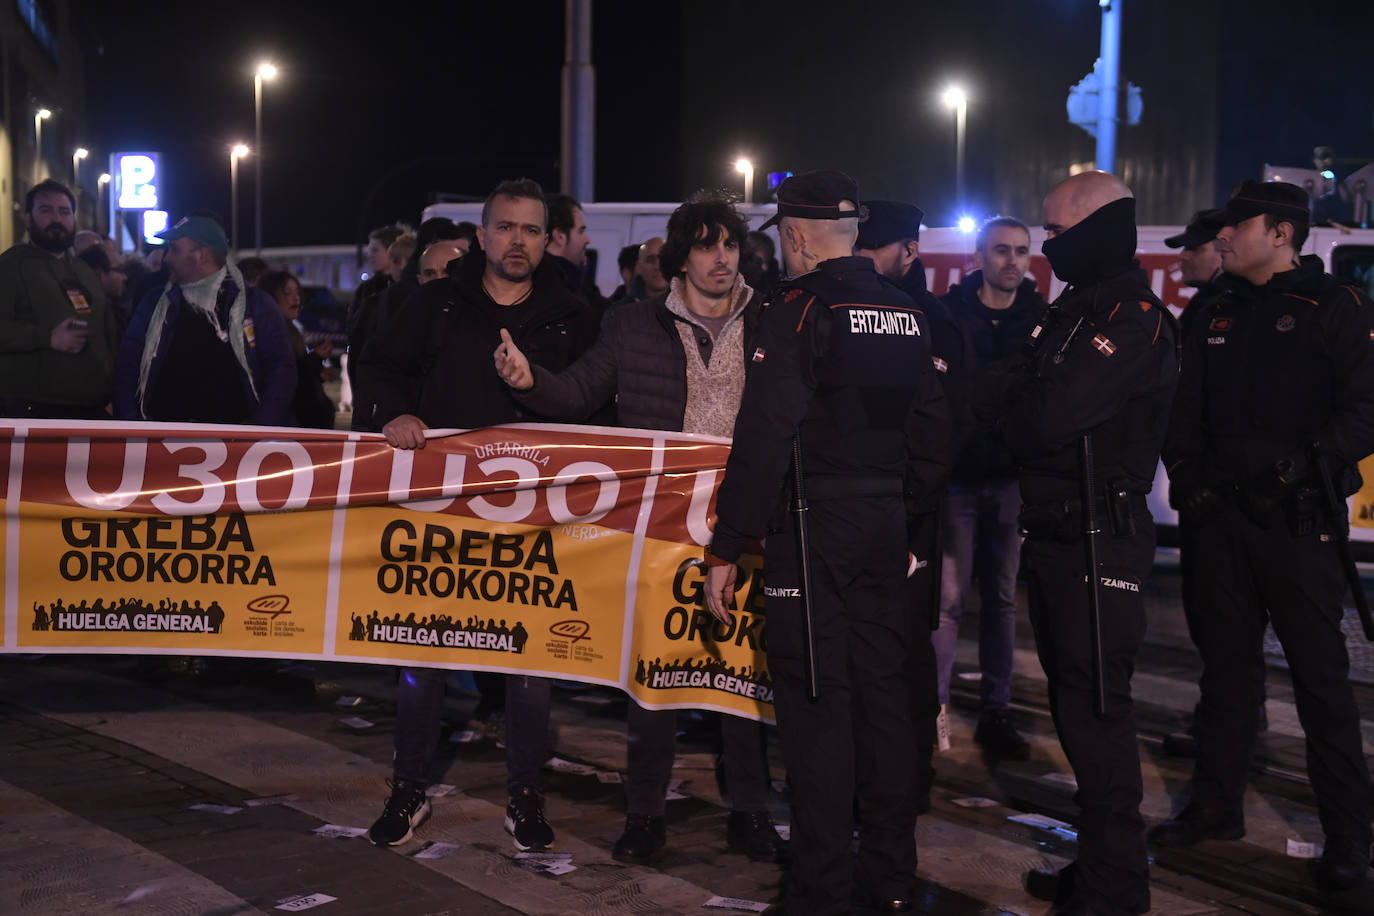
[253, 61, 278, 255]
[230, 144, 251, 258]
[958, 216, 977, 234]
[98, 173, 111, 236]
[941, 84, 968, 213]
[735, 158, 754, 204]
[72, 146, 88, 185]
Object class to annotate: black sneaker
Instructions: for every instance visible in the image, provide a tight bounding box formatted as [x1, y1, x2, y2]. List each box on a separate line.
[505, 786, 554, 851]
[974, 710, 1031, 760]
[612, 813, 666, 864]
[727, 810, 787, 862]
[367, 778, 431, 846]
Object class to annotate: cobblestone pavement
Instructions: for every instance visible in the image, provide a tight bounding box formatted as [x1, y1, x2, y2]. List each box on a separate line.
[2, 557, 1372, 916]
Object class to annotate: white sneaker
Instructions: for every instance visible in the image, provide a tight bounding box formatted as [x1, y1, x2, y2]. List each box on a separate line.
[936, 703, 952, 752]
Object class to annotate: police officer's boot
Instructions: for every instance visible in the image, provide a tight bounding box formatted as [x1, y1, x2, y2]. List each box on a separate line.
[1310, 835, 1371, 892]
[1147, 801, 1244, 847]
[611, 814, 665, 864]
[1025, 861, 1076, 903]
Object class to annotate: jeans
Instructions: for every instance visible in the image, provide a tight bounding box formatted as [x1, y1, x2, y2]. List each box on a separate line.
[624, 701, 769, 816]
[933, 479, 1022, 708]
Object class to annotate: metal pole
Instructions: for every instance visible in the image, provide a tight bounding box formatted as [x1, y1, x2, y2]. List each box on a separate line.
[231, 152, 239, 260]
[1096, 0, 1121, 172]
[744, 166, 754, 205]
[560, 0, 595, 201]
[955, 99, 967, 208]
[34, 114, 42, 184]
[254, 73, 264, 255]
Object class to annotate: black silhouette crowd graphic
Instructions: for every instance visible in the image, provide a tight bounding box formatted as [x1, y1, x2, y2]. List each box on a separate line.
[353, 610, 529, 653]
[32, 597, 226, 633]
[635, 654, 772, 689]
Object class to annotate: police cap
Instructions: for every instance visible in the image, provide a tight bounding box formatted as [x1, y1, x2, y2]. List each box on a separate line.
[855, 200, 924, 249]
[1220, 180, 1310, 228]
[759, 170, 865, 230]
[1163, 208, 1226, 250]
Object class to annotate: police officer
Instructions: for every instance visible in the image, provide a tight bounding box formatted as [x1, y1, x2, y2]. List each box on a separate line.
[1159, 207, 1270, 758]
[854, 199, 965, 797]
[979, 171, 1177, 916]
[1151, 180, 1374, 893]
[703, 171, 951, 915]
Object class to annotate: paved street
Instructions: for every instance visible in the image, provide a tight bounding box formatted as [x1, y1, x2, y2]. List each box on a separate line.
[2, 553, 1372, 915]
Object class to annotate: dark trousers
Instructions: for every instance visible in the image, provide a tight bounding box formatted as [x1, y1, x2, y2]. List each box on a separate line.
[765, 496, 916, 916]
[1189, 503, 1372, 845]
[392, 668, 545, 795]
[625, 702, 770, 816]
[1021, 518, 1153, 916]
[906, 508, 942, 806]
[1179, 521, 1266, 717]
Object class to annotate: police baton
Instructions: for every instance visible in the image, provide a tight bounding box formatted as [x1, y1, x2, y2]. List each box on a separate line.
[1079, 434, 1108, 718]
[791, 436, 821, 701]
[1311, 442, 1374, 641]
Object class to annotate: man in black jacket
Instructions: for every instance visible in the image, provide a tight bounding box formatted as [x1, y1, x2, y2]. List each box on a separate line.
[1151, 181, 1374, 893]
[979, 171, 1176, 916]
[546, 193, 611, 321]
[365, 179, 602, 853]
[935, 217, 1045, 759]
[495, 192, 784, 865]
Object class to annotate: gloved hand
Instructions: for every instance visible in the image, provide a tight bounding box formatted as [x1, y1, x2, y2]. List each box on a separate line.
[1168, 461, 1224, 525]
[1250, 448, 1313, 500]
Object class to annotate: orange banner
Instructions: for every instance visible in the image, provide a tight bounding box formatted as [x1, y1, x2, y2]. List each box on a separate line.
[0, 421, 774, 720]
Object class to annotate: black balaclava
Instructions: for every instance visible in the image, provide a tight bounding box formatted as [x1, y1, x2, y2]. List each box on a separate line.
[1041, 196, 1138, 288]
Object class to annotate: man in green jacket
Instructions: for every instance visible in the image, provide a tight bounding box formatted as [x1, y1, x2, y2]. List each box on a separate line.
[0, 179, 119, 418]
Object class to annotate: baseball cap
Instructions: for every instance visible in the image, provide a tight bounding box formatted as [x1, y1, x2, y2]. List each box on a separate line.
[1219, 180, 1310, 228]
[759, 170, 865, 230]
[1164, 208, 1227, 249]
[157, 215, 228, 257]
[855, 200, 925, 249]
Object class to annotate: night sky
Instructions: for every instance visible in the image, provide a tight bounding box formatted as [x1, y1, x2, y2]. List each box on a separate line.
[78, 1, 682, 247]
[76, 1, 1374, 246]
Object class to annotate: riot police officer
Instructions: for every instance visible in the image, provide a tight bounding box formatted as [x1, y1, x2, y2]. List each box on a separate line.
[978, 171, 1177, 916]
[1151, 180, 1374, 893]
[703, 170, 951, 915]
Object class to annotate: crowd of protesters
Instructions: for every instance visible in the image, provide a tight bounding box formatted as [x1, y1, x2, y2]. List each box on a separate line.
[2, 168, 1371, 915]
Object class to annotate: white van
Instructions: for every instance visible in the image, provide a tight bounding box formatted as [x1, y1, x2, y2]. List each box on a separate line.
[420, 201, 782, 295]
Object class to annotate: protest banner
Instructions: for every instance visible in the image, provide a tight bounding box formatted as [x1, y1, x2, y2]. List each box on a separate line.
[0, 421, 774, 721]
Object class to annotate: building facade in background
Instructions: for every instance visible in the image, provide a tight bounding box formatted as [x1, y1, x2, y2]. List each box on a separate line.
[1, 0, 92, 250]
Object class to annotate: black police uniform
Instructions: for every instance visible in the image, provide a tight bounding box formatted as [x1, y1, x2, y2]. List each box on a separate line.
[981, 220, 1177, 914]
[1161, 254, 1374, 862]
[709, 255, 950, 915]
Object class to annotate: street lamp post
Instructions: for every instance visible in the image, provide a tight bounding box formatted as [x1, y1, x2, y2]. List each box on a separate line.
[253, 61, 277, 256]
[230, 144, 250, 259]
[941, 85, 968, 211]
[72, 147, 88, 189]
[735, 158, 754, 205]
[97, 173, 111, 237]
[33, 108, 51, 183]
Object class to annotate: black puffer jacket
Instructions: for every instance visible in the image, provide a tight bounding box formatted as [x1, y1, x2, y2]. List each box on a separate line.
[361, 249, 599, 431]
[515, 289, 763, 431]
[941, 269, 1046, 480]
